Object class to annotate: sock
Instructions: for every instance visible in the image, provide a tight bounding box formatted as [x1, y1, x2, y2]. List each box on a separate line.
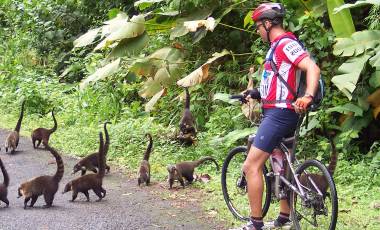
[275, 212, 290, 226]
[250, 216, 264, 230]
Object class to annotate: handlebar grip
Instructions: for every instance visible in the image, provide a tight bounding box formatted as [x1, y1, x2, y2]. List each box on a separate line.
[230, 95, 245, 100]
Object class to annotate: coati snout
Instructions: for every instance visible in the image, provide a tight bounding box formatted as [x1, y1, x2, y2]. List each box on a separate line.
[62, 182, 72, 194]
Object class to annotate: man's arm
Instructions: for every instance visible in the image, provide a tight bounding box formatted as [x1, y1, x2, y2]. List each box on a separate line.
[294, 56, 320, 113]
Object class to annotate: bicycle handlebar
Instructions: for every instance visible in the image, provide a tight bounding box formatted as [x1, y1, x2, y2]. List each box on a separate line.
[230, 94, 247, 103]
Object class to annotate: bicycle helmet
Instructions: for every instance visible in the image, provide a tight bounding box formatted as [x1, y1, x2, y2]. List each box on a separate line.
[252, 3, 285, 23]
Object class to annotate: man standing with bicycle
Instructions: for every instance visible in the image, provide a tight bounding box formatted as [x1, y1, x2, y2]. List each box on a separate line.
[235, 3, 321, 230]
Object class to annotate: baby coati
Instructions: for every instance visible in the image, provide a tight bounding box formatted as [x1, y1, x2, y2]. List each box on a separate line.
[137, 133, 153, 186]
[31, 108, 57, 148]
[72, 122, 111, 175]
[4, 101, 25, 154]
[0, 157, 10, 207]
[63, 132, 106, 202]
[178, 87, 197, 145]
[167, 156, 219, 189]
[17, 144, 64, 209]
[299, 133, 338, 197]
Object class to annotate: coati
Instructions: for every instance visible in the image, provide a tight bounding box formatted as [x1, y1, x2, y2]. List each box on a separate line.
[31, 108, 57, 148]
[4, 101, 25, 154]
[63, 132, 106, 202]
[167, 156, 219, 189]
[0, 157, 9, 207]
[17, 144, 64, 209]
[178, 87, 197, 145]
[299, 133, 338, 197]
[72, 122, 111, 175]
[137, 133, 153, 186]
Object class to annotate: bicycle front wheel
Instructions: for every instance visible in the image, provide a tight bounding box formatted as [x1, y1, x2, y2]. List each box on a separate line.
[290, 159, 338, 230]
[221, 146, 271, 221]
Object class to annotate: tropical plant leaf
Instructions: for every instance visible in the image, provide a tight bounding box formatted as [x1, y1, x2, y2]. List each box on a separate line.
[107, 32, 149, 60]
[213, 93, 239, 104]
[170, 8, 214, 40]
[139, 67, 172, 98]
[101, 13, 129, 38]
[333, 30, 380, 56]
[331, 54, 371, 99]
[327, 0, 355, 38]
[243, 10, 253, 28]
[79, 58, 120, 90]
[134, 0, 164, 10]
[369, 46, 380, 67]
[177, 50, 231, 87]
[183, 17, 216, 32]
[73, 28, 101, 48]
[326, 103, 364, 116]
[369, 68, 380, 88]
[210, 127, 257, 147]
[334, 0, 380, 13]
[145, 87, 167, 112]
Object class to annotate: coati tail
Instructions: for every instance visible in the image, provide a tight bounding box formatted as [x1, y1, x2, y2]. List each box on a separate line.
[327, 134, 337, 176]
[0, 157, 9, 187]
[194, 157, 219, 171]
[45, 144, 64, 182]
[97, 132, 106, 178]
[184, 87, 190, 109]
[143, 133, 153, 161]
[103, 121, 111, 155]
[14, 100, 26, 133]
[49, 108, 58, 134]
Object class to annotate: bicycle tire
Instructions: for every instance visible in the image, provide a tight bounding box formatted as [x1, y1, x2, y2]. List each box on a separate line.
[290, 159, 338, 230]
[221, 146, 271, 221]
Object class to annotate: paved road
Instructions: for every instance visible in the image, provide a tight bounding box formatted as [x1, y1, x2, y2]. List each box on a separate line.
[0, 129, 223, 230]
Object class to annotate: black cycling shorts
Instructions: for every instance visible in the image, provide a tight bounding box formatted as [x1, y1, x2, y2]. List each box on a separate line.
[253, 108, 299, 153]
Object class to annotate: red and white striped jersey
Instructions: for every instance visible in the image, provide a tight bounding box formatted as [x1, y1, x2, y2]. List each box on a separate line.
[259, 32, 308, 109]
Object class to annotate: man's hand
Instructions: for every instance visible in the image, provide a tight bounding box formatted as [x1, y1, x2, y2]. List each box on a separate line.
[294, 96, 313, 113]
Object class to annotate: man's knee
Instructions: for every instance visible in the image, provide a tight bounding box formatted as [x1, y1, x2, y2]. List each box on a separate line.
[243, 158, 262, 175]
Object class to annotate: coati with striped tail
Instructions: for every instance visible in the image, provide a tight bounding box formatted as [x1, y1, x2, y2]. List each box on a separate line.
[72, 122, 111, 175]
[0, 157, 10, 207]
[17, 144, 64, 209]
[63, 132, 106, 202]
[299, 132, 338, 197]
[167, 156, 219, 189]
[178, 87, 197, 145]
[137, 133, 153, 186]
[31, 108, 57, 148]
[5, 101, 26, 154]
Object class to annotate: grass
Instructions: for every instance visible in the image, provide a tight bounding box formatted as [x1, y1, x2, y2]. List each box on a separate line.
[0, 107, 379, 229]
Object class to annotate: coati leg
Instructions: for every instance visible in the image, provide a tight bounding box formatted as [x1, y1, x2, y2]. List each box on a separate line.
[146, 177, 150, 186]
[32, 137, 36, 148]
[29, 195, 39, 207]
[93, 188, 103, 201]
[0, 197, 9, 207]
[101, 187, 106, 198]
[43, 193, 54, 208]
[71, 190, 78, 202]
[82, 191, 90, 201]
[106, 165, 110, 174]
[24, 197, 31, 209]
[36, 140, 42, 148]
[184, 174, 195, 184]
[5, 147, 8, 153]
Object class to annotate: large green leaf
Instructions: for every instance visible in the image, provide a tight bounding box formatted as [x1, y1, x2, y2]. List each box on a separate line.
[73, 28, 101, 48]
[334, 0, 380, 13]
[326, 103, 364, 116]
[145, 88, 166, 112]
[107, 32, 149, 60]
[327, 0, 355, 38]
[331, 54, 371, 99]
[134, 0, 164, 10]
[333, 30, 380, 56]
[369, 46, 380, 67]
[210, 127, 257, 147]
[79, 58, 120, 90]
[369, 68, 380, 88]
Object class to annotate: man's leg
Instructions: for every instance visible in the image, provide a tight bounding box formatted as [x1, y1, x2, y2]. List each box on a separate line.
[243, 146, 270, 228]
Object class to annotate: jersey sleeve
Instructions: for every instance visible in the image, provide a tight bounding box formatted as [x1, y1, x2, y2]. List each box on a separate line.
[279, 39, 308, 65]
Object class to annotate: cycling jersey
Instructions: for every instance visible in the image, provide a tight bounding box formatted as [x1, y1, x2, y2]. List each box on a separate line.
[260, 32, 308, 109]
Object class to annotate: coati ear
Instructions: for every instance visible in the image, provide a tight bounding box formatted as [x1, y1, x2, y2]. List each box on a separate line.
[167, 165, 176, 172]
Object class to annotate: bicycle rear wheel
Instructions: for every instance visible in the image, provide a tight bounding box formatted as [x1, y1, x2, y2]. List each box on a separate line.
[290, 159, 338, 230]
[221, 146, 271, 221]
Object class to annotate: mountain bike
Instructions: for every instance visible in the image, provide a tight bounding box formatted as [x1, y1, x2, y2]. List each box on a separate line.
[221, 94, 338, 230]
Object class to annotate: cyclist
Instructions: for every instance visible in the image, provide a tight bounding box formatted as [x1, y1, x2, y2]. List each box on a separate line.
[233, 3, 320, 230]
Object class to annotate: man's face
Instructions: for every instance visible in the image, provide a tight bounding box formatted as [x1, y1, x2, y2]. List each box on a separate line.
[255, 21, 269, 42]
